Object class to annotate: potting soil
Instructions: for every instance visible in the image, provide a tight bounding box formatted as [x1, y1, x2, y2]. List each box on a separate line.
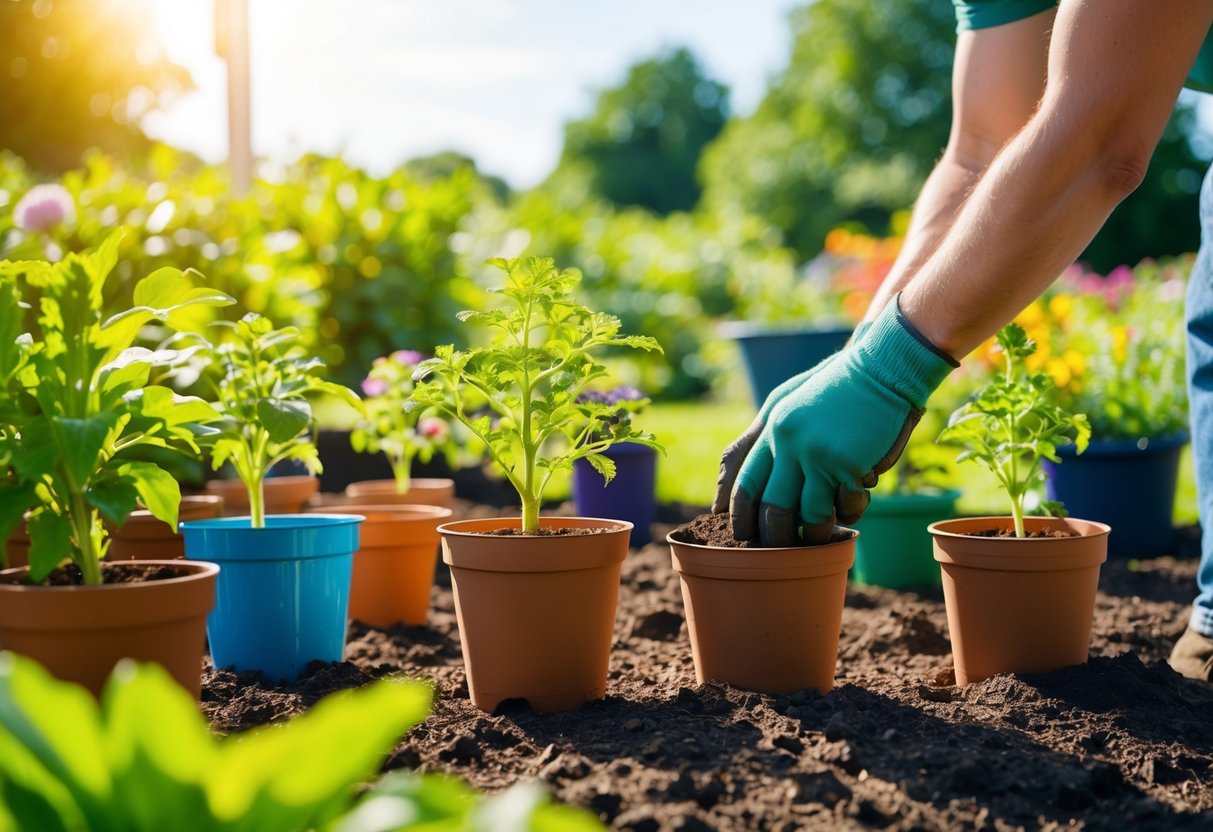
[202, 503, 1213, 830]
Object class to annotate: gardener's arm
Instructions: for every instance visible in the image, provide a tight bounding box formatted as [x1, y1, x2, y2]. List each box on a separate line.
[724, 0, 1213, 547]
[862, 10, 1054, 321]
[903, 0, 1213, 356]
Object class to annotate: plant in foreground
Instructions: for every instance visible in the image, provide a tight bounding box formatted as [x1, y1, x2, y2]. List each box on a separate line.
[194, 312, 361, 528]
[412, 256, 663, 533]
[0, 652, 604, 832]
[938, 323, 1090, 537]
[351, 349, 467, 494]
[0, 231, 234, 582]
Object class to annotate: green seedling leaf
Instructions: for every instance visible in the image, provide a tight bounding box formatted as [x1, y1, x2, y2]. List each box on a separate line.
[257, 398, 311, 444]
[25, 510, 73, 583]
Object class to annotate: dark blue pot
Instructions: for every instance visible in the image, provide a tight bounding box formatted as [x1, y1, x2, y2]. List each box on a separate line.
[721, 323, 852, 406]
[572, 443, 658, 548]
[1043, 434, 1187, 558]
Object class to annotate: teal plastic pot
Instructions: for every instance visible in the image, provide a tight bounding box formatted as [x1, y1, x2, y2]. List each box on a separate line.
[852, 490, 961, 588]
[181, 514, 363, 680]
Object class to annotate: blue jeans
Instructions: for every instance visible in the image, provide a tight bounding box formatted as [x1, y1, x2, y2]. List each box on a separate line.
[1185, 162, 1213, 638]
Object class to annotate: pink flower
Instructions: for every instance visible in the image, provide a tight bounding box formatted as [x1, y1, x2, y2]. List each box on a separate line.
[14, 184, 75, 233]
[361, 377, 388, 397]
[391, 349, 425, 366]
[418, 417, 449, 441]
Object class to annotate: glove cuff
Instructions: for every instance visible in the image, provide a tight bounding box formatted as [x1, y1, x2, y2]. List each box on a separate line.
[855, 294, 958, 407]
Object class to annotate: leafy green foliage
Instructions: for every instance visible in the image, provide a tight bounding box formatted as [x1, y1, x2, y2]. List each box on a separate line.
[191, 313, 361, 528]
[558, 46, 729, 214]
[0, 1, 192, 174]
[0, 231, 233, 582]
[0, 652, 605, 832]
[939, 324, 1090, 537]
[412, 257, 663, 532]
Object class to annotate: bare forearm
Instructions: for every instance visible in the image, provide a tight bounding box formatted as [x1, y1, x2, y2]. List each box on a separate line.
[901, 0, 1213, 358]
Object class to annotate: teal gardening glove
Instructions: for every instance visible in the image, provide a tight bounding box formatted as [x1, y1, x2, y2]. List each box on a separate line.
[715, 295, 958, 547]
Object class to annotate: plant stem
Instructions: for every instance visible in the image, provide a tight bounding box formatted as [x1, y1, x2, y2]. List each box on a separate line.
[71, 491, 102, 586]
[521, 494, 540, 534]
[392, 456, 411, 495]
[248, 470, 266, 529]
[1010, 489, 1026, 539]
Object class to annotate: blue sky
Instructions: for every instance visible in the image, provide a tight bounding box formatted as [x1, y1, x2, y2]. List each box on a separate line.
[144, 0, 801, 189]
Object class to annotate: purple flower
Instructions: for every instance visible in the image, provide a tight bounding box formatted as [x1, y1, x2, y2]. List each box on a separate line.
[391, 350, 425, 366]
[361, 376, 388, 397]
[14, 184, 74, 233]
[608, 386, 644, 404]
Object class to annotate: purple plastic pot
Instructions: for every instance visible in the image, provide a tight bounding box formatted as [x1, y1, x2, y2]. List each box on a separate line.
[572, 443, 658, 548]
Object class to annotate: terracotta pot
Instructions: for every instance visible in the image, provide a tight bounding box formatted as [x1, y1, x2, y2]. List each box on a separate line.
[107, 496, 224, 561]
[0, 560, 219, 698]
[668, 532, 855, 694]
[346, 478, 455, 508]
[304, 504, 452, 627]
[206, 475, 319, 516]
[929, 516, 1110, 685]
[439, 516, 631, 713]
[5, 518, 29, 570]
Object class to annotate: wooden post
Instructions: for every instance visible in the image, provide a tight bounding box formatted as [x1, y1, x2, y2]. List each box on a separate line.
[216, 0, 252, 195]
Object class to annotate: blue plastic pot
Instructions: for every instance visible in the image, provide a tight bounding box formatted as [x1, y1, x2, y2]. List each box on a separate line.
[721, 323, 853, 406]
[572, 443, 658, 547]
[1043, 433, 1187, 558]
[181, 514, 363, 680]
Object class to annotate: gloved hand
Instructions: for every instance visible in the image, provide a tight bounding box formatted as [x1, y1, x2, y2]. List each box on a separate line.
[720, 295, 958, 547]
[713, 322, 870, 516]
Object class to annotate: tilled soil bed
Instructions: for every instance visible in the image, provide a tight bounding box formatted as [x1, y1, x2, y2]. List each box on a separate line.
[202, 505, 1213, 831]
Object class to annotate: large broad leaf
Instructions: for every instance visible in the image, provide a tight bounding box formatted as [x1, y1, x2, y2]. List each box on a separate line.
[257, 398, 311, 444]
[0, 280, 27, 386]
[85, 476, 140, 528]
[126, 386, 221, 429]
[10, 421, 58, 484]
[98, 268, 234, 360]
[26, 509, 73, 583]
[117, 462, 180, 528]
[50, 416, 112, 492]
[0, 653, 115, 830]
[329, 772, 476, 832]
[0, 482, 37, 567]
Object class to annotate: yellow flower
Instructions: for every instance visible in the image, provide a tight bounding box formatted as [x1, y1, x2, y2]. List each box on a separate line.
[1048, 294, 1073, 323]
[1062, 349, 1086, 378]
[1015, 301, 1044, 329]
[1111, 326, 1128, 362]
[1046, 357, 1072, 388]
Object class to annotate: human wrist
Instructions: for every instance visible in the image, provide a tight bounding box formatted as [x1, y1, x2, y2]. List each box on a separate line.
[854, 293, 958, 407]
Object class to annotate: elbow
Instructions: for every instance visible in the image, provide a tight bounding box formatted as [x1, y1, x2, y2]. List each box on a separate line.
[1095, 148, 1150, 201]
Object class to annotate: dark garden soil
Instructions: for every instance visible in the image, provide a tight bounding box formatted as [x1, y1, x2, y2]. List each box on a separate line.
[671, 512, 856, 548]
[202, 500, 1213, 831]
[42, 562, 188, 585]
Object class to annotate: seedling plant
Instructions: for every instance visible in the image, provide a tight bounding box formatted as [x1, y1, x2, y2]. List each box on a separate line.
[195, 313, 361, 528]
[412, 256, 663, 533]
[0, 232, 234, 583]
[938, 323, 1090, 537]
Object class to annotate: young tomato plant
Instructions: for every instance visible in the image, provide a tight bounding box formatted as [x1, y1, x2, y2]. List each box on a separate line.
[938, 323, 1090, 537]
[196, 313, 361, 528]
[351, 350, 467, 494]
[0, 231, 234, 583]
[411, 256, 663, 534]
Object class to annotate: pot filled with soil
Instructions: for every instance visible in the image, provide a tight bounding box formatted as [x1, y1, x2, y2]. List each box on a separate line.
[206, 474, 319, 517]
[668, 513, 856, 694]
[852, 489, 960, 589]
[181, 514, 362, 680]
[0, 560, 218, 697]
[344, 477, 456, 508]
[106, 495, 225, 561]
[438, 516, 631, 713]
[1042, 433, 1187, 558]
[304, 503, 452, 627]
[572, 442, 658, 547]
[929, 516, 1110, 684]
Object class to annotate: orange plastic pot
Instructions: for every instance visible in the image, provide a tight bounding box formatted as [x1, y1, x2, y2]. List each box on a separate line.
[345, 478, 455, 508]
[206, 475, 319, 516]
[304, 504, 452, 627]
[439, 516, 631, 713]
[0, 560, 219, 697]
[929, 516, 1110, 685]
[107, 496, 224, 561]
[668, 532, 856, 694]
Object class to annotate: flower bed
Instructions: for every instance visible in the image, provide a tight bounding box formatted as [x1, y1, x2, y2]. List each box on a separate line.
[200, 499, 1213, 830]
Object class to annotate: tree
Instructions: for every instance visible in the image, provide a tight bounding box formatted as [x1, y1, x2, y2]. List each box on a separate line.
[558, 46, 729, 214]
[0, 0, 191, 173]
[699, 0, 957, 261]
